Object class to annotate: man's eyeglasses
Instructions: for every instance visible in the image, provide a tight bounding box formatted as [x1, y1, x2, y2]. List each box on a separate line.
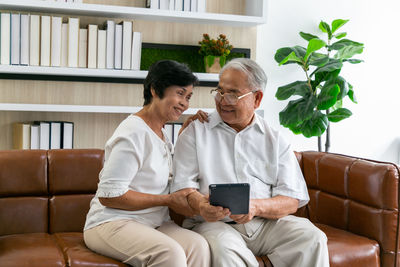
[210, 88, 257, 105]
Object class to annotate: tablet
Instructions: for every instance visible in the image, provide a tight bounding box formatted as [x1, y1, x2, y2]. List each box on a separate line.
[209, 183, 250, 215]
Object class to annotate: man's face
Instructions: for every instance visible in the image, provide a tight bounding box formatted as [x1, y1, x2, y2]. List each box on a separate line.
[215, 68, 263, 132]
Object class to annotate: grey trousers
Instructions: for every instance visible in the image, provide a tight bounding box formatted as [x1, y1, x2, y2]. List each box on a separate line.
[183, 215, 330, 267]
[84, 219, 210, 267]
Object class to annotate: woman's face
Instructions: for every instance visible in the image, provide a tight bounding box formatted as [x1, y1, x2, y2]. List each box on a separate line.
[154, 85, 193, 121]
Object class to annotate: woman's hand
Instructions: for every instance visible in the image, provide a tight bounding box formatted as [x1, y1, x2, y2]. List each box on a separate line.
[179, 110, 209, 135]
[168, 188, 197, 217]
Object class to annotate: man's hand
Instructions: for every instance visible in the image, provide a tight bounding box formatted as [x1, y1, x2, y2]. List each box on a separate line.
[187, 191, 230, 222]
[229, 199, 257, 224]
[199, 199, 231, 222]
[179, 110, 209, 135]
[168, 188, 196, 217]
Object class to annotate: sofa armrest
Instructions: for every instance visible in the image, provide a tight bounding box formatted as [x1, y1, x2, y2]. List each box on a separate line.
[299, 151, 400, 266]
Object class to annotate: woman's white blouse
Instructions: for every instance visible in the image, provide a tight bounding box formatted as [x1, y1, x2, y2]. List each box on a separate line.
[84, 115, 173, 230]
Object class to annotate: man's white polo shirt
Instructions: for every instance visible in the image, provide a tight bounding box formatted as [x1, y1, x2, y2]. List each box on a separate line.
[171, 111, 309, 208]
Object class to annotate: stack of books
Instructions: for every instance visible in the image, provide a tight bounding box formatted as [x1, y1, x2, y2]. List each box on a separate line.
[13, 121, 74, 150]
[0, 13, 142, 70]
[148, 0, 206, 12]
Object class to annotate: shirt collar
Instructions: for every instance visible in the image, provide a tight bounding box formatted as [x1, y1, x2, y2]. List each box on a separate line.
[208, 111, 265, 134]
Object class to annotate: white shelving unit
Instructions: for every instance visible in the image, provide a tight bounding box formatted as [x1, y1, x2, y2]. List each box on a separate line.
[0, 103, 215, 115]
[0, 65, 219, 83]
[0, 0, 267, 27]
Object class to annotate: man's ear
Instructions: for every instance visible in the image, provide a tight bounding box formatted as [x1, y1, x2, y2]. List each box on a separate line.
[254, 90, 263, 109]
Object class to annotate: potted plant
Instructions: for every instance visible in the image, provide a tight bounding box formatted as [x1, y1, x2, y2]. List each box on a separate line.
[199, 33, 233, 73]
[274, 19, 364, 152]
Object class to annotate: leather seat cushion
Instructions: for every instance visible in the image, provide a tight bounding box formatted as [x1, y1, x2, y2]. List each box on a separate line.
[316, 223, 380, 267]
[54, 232, 127, 267]
[0, 233, 65, 267]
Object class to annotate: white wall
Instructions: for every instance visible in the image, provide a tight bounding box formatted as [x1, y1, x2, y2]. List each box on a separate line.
[256, 0, 400, 164]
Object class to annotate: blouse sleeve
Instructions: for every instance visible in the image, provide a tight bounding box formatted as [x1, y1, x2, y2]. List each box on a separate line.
[96, 135, 142, 198]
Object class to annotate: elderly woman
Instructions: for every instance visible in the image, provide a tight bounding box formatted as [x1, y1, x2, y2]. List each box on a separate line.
[84, 60, 210, 267]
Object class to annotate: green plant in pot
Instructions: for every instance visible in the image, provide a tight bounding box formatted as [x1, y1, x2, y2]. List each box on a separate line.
[199, 33, 233, 73]
[274, 19, 364, 152]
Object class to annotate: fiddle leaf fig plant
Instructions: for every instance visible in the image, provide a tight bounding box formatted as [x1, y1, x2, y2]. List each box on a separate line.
[274, 19, 364, 151]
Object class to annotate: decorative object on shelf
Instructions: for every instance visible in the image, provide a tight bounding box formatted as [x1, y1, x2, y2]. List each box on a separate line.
[274, 19, 364, 152]
[199, 33, 233, 73]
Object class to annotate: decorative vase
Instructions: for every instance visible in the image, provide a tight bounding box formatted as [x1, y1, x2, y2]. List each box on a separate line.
[204, 55, 226, 73]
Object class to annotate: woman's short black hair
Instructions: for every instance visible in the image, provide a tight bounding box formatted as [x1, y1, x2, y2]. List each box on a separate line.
[143, 60, 199, 106]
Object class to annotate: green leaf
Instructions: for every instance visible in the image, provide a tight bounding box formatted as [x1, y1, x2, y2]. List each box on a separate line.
[299, 32, 319, 41]
[279, 95, 318, 127]
[317, 84, 340, 110]
[304, 38, 326, 62]
[279, 51, 302, 66]
[275, 81, 310, 100]
[311, 59, 343, 76]
[332, 99, 343, 110]
[314, 68, 341, 87]
[274, 46, 306, 65]
[327, 108, 352, 122]
[288, 124, 303, 135]
[300, 111, 328, 137]
[335, 76, 349, 100]
[309, 53, 329, 67]
[319, 21, 332, 38]
[331, 19, 349, 33]
[334, 32, 347, 39]
[344, 59, 364, 64]
[347, 83, 357, 103]
[334, 45, 364, 59]
[330, 39, 364, 50]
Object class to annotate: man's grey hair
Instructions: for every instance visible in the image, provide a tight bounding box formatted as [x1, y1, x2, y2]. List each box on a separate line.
[220, 58, 268, 92]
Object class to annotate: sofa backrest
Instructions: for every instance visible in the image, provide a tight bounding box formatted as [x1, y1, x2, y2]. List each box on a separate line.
[296, 151, 400, 266]
[0, 149, 104, 236]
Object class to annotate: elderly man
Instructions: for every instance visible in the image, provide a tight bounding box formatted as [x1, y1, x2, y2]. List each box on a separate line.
[171, 58, 329, 267]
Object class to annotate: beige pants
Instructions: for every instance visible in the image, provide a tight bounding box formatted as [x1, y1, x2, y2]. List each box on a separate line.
[84, 219, 210, 267]
[183, 215, 329, 267]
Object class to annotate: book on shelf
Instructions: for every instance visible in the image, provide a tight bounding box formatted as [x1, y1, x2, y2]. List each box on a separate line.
[61, 23, 68, 67]
[131, 32, 142, 70]
[150, 0, 159, 9]
[105, 20, 115, 69]
[40, 15, 51, 66]
[160, 0, 169, 10]
[97, 29, 106, 69]
[114, 23, 122, 69]
[183, 0, 191, 12]
[122, 21, 132, 70]
[61, 122, 74, 149]
[68, 17, 80, 68]
[49, 121, 61, 149]
[29, 14, 40, 66]
[37, 121, 50, 150]
[11, 13, 20, 65]
[197, 0, 206, 12]
[78, 28, 87, 68]
[30, 124, 40, 149]
[169, 0, 175, 10]
[12, 122, 30, 150]
[20, 14, 29, 65]
[87, 24, 98, 69]
[1, 13, 11, 65]
[190, 0, 198, 12]
[175, 0, 183, 11]
[51, 16, 62, 67]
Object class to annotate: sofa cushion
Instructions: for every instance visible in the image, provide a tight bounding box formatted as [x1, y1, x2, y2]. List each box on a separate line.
[316, 223, 380, 267]
[54, 232, 127, 267]
[0, 197, 48, 235]
[0, 233, 65, 267]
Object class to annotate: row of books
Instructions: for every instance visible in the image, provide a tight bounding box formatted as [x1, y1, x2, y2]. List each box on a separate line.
[148, 0, 206, 12]
[13, 121, 74, 150]
[164, 123, 183, 145]
[0, 13, 142, 70]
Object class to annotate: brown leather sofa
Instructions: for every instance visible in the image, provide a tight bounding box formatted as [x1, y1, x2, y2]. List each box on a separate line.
[0, 149, 399, 267]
